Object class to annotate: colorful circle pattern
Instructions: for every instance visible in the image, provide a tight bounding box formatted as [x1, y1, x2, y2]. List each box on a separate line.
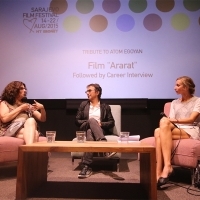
[76, 0, 94, 14]
[171, 13, 190, 31]
[116, 14, 135, 32]
[50, 0, 68, 14]
[143, 14, 162, 32]
[58, 0, 199, 33]
[90, 15, 108, 32]
[129, 0, 147, 13]
[156, 0, 175, 12]
[183, 0, 200, 11]
[63, 16, 81, 32]
[102, 0, 121, 13]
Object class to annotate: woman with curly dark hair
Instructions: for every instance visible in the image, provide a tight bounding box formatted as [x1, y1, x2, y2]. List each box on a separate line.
[0, 81, 46, 144]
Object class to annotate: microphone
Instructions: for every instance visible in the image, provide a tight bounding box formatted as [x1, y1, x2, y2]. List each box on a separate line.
[160, 112, 178, 128]
[21, 97, 28, 103]
[21, 97, 31, 117]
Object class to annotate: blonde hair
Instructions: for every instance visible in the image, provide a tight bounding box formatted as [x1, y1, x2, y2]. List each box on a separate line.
[177, 76, 195, 95]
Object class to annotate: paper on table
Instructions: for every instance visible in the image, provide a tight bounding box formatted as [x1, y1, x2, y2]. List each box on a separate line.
[118, 135, 140, 143]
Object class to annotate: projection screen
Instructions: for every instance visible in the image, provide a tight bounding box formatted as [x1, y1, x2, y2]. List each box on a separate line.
[0, 0, 200, 99]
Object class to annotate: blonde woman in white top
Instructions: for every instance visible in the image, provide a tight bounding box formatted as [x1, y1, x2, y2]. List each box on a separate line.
[155, 76, 200, 187]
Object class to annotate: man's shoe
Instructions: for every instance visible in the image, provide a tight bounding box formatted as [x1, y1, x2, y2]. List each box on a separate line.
[78, 165, 92, 178]
[104, 152, 117, 158]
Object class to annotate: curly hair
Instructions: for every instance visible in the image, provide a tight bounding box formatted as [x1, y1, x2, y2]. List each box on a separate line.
[87, 83, 102, 100]
[177, 76, 195, 95]
[0, 81, 26, 105]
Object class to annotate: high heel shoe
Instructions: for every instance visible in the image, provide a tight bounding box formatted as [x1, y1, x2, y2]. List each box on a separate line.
[157, 170, 174, 187]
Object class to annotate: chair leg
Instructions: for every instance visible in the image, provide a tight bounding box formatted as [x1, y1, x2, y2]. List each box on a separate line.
[116, 159, 120, 172]
[191, 168, 195, 185]
[71, 156, 83, 166]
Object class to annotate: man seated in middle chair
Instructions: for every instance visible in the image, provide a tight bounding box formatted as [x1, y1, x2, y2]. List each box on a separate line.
[75, 83, 117, 178]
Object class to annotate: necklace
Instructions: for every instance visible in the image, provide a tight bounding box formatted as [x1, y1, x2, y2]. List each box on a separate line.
[181, 96, 193, 103]
[14, 101, 23, 107]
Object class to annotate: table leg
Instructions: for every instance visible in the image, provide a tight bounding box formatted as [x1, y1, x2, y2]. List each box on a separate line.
[16, 148, 48, 200]
[140, 152, 157, 200]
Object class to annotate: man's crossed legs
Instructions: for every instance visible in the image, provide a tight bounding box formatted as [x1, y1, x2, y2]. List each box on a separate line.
[78, 118, 116, 178]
